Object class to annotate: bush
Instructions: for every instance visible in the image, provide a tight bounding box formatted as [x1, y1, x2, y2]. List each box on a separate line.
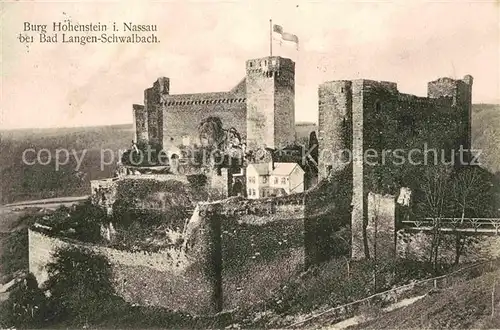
[43, 246, 119, 326]
[0, 273, 48, 329]
[0, 230, 29, 281]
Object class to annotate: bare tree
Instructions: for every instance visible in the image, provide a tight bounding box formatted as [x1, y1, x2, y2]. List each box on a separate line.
[419, 165, 452, 274]
[450, 166, 495, 264]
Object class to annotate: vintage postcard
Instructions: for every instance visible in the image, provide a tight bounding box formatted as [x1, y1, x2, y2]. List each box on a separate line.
[1, 0, 499, 329]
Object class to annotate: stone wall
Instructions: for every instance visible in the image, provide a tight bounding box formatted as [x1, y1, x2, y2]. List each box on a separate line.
[198, 200, 305, 310]
[162, 94, 247, 149]
[317, 76, 473, 260]
[133, 104, 148, 145]
[91, 176, 192, 214]
[28, 206, 221, 315]
[29, 193, 308, 315]
[317, 80, 352, 179]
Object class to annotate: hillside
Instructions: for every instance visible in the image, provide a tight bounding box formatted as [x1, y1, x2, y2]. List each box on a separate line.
[472, 104, 500, 175]
[0, 125, 133, 204]
[352, 267, 500, 329]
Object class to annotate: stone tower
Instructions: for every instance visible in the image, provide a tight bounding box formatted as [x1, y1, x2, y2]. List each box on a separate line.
[143, 77, 170, 150]
[427, 75, 473, 150]
[317, 80, 365, 260]
[317, 80, 353, 179]
[133, 104, 148, 147]
[245, 56, 296, 150]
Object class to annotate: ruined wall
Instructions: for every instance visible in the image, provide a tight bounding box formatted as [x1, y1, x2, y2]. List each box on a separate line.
[162, 93, 247, 149]
[91, 176, 192, 215]
[317, 80, 352, 179]
[28, 205, 221, 315]
[213, 200, 305, 310]
[31, 191, 308, 314]
[141, 76, 248, 151]
[318, 76, 473, 260]
[133, 104, 148, 145]
[144, 77, 169, 150]
[427, 76, 473, 150]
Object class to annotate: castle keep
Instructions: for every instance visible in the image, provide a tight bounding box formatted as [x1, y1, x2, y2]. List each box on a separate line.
[317, 76, 473, 259]
[133, 56, 296, 151]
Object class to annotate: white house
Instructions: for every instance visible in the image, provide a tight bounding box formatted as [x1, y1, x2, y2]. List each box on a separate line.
[246, 162, 305, 199]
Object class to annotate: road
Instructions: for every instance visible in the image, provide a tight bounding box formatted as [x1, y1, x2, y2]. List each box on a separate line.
[1, 196, 89, 212]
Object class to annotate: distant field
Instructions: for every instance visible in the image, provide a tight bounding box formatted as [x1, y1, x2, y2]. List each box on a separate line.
[0, 104, 497, 205]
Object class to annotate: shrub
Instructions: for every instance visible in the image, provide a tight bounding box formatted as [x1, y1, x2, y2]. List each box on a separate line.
[43, 246, 120, 326]
[0, 273, 48, 329]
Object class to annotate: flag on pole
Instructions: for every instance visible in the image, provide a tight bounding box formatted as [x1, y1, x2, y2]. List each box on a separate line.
[272, 24, 299, 50]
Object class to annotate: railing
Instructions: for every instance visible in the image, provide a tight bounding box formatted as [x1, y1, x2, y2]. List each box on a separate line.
[401, 218, 500, 234]
[285, 259, 500, 328]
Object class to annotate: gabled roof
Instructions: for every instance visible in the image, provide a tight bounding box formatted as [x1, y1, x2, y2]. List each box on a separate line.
[247, 163, 270, 175]
[271, 162, 303, 176]
[247, 162, 305, 177]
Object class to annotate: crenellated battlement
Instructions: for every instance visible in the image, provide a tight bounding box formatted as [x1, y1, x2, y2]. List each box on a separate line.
[245, 56, 295, 76]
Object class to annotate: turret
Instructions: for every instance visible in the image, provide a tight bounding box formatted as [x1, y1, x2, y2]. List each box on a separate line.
[427, 75, 473, 150]
[317, 80, 352, 179]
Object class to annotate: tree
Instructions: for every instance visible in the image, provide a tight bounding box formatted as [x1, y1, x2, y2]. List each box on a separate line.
[417, 165, 453, 273]
[0, 273, 48, 328]
[43, 247, 118, 326]
[449, 166, 496, 264]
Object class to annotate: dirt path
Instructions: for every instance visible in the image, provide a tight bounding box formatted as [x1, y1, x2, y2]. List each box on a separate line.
[3, 195, 88, 208]
[326, 295, 427, 329]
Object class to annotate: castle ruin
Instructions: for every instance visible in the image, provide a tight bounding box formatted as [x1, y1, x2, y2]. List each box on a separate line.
[133, 56, 296, 152]
[317, 76, 473, 259]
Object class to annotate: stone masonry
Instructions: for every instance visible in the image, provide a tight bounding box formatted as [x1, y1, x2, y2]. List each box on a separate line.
[133, 56, 296, 152]
[318, 76, 473, 259]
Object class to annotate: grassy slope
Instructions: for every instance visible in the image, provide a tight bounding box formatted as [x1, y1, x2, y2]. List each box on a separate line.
[353, 268, 500, 329]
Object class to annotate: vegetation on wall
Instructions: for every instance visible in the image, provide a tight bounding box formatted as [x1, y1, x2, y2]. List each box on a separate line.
[304, 166, 353, 265]
[35, 200, 106, 244]
[220, 215, 304, 276]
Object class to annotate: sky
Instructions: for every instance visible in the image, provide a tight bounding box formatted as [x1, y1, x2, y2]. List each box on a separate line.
[1, 0, 499, 129]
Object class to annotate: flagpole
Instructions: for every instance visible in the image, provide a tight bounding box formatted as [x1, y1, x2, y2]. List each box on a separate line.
[269, 18, 273, 56]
